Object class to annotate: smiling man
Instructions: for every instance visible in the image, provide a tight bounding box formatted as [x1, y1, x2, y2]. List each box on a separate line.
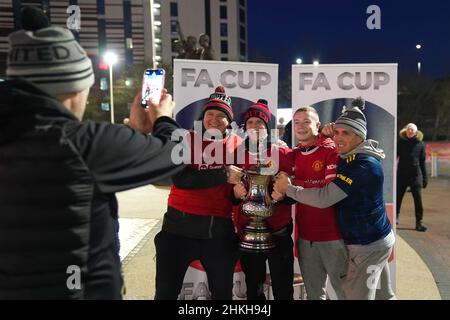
[232, 99, 294, 300]
[272, 97, 396, 300]
[154, 86, 243, 300]
[285, 106, 346, 300]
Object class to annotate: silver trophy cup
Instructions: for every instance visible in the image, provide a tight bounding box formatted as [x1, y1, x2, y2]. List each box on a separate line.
[239, 164, 275, 252]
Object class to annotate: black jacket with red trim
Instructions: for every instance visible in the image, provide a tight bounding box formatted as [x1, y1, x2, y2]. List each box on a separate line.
[164, 131, 242, 239]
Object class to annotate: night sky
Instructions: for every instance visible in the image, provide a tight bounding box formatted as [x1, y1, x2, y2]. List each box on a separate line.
[247, 0, 450, 79]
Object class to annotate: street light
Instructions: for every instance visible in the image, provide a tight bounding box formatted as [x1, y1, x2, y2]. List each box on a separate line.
[104, 51, 118, 123]
[313, 60, 320, 66]
[416, 44, 422, 74]
[296, 58, 303, 64]
[125, 78, 133, 87]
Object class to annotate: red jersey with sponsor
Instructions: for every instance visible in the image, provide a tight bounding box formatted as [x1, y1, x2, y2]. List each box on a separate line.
[168, 131, 241, 218]
[233, 143, 295, 234]
[293, 135, 341, 241]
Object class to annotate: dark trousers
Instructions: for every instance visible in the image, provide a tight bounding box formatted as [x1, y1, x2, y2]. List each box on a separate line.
[154, 230, 239, 300]
[397, 179, 423, 222]
[84, 242, 123, 300]
[240, 229, 294, 300]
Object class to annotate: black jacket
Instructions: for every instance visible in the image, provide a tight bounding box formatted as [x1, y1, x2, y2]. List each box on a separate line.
[0, 79, 184, 299]
[397, 128, 427, 187]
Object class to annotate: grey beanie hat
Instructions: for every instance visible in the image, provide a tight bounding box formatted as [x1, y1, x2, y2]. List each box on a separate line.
[6, 9, 94, 95]
[335, 97, 367, 140]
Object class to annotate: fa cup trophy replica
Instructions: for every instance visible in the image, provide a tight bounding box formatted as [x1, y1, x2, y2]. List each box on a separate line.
[239, 147, 276, 252]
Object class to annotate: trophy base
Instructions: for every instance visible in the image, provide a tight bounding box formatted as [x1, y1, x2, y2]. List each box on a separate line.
[239, 226, 275, 253]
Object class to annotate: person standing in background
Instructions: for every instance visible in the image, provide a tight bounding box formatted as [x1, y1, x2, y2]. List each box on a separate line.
[397, 123, 428, 232]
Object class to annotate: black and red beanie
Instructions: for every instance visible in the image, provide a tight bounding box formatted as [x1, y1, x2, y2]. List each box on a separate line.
[202, 86, 234, 122]
[244, 99, 271, 129]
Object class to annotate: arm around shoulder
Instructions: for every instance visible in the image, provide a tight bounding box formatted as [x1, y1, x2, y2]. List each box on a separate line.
[286, 182, 347, 209]
[64, 120, 185, 194]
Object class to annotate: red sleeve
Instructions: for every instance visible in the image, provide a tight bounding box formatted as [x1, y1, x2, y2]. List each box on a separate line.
[290, 149, 304, 187]
[324, 148, 339, 184]
[293, 178, 305, 187]
[277, 146, 294, 175]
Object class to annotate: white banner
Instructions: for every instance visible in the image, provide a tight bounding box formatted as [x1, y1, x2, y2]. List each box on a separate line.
[292, 63, 398, 297]
[174, 59, 278, 130]
[173, 59, 279, 300]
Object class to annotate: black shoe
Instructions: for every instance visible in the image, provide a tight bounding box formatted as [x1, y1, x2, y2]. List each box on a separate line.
[415, 221, 427, 232]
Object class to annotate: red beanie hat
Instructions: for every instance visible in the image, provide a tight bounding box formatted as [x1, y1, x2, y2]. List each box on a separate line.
[244, 99, 271, 129]
[202, 86, 234, 122]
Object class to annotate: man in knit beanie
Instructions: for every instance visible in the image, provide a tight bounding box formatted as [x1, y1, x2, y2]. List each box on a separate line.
[0, 7, 185, 299]
[200, 85, 234, 133]
[203, 86, 233, 119]
[242, 99, 271, 146]
[334, 97, 367, 141]
[154, 86, 244, 300]
[6, 6, 94, 96]
[244, 99, 271, 130]
[232, 98, 294, 300]
[273, 97, 396, 300]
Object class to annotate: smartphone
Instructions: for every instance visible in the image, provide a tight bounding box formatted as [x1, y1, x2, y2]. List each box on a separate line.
[141, 68, 165, 108]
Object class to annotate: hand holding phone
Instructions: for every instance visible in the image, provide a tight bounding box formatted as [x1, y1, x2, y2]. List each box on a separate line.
[141, 68, 165, 108]
[130, 88, 175, 133]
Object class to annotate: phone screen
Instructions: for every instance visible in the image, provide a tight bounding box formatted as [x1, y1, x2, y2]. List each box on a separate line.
[141, 69, 165, 107]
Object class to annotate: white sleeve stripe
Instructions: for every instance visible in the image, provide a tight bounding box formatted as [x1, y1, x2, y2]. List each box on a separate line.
[325, 174, 336, 180]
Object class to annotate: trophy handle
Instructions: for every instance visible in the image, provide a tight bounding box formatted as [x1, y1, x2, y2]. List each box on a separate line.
[268, 173, 281, 204]
[264, 174, 274, 207]
[241, 171, 250, 200]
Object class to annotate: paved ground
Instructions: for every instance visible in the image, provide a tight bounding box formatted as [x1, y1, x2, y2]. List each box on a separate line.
[116, 184, 170, 300]
[116, 178, 448, 300]
[396, 176, 450, 300]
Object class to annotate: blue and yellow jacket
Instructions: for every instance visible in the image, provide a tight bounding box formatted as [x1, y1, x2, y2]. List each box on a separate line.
[333, 145, 392, 245]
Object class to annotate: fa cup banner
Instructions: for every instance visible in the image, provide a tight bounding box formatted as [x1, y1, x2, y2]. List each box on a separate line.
[291, 63, 398, 295]
[173, 59, 278, 130]
[173, 59, 279, 300]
